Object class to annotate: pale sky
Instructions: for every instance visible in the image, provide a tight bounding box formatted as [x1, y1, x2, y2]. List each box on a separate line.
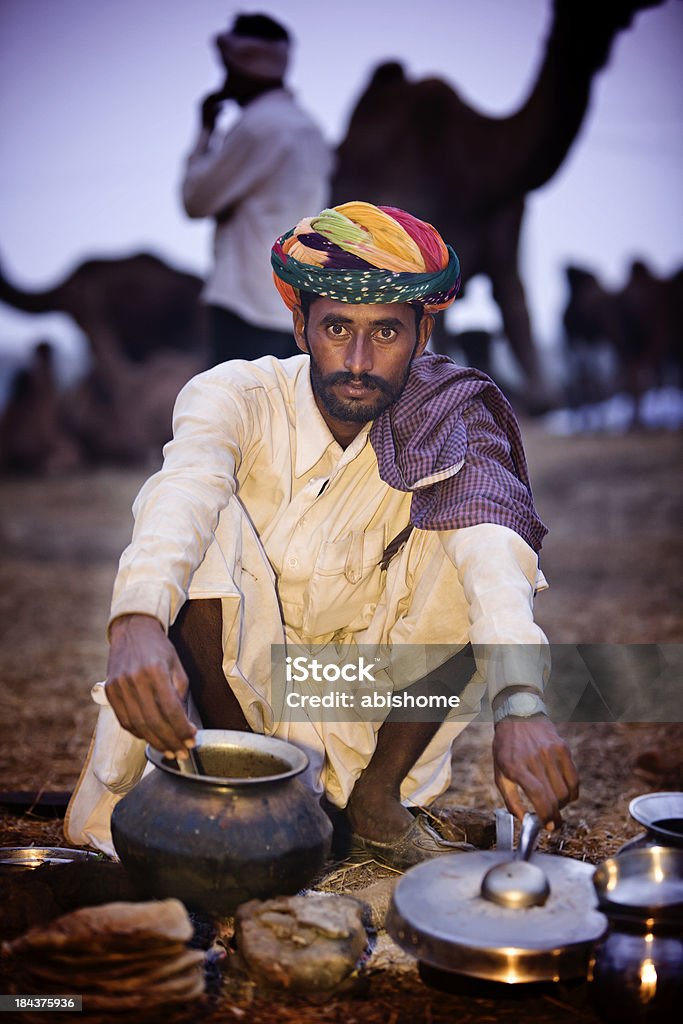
[0, 0, 681, 382]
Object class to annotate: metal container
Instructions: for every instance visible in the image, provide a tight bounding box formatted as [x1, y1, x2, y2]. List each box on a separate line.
[0, 847, 100, 872]
[111, 730, 332, 917]
[618, 792, 683, 853]
[387, 850, 606, 983]
[589, 847, 683, 1022]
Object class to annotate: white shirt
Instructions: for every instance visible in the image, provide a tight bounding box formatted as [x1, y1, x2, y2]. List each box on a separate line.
[111, 355, 549, 701]
[181, 89, 332, 331]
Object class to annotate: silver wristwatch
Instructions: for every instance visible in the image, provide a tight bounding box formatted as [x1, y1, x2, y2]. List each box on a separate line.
[493, 691, 548, 725]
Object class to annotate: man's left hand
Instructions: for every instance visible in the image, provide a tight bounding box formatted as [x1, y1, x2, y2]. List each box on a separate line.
[492, 718, 579, 830]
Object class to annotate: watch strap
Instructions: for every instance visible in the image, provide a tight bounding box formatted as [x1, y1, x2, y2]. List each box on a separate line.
[493, 692, 548, 724]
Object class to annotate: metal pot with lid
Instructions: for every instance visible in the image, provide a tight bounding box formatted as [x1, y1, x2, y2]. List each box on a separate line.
[588, 846, 683, 1023]
[111, 729, 332, 917]
[387, 845, 607, 984]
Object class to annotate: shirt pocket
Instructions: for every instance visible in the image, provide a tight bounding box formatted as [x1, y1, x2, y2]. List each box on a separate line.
[302, 527, 386, 638]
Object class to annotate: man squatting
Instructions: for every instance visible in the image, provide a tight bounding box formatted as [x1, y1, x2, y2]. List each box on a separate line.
[67, 202, 578, 869]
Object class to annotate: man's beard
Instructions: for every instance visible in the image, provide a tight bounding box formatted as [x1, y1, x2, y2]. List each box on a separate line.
[309, 354, 412, 424]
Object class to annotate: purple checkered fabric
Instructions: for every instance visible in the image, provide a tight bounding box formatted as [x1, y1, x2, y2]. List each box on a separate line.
[369, 353, 548, 552]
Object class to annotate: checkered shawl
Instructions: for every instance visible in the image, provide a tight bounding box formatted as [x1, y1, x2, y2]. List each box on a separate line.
[369, 353, 548, 552]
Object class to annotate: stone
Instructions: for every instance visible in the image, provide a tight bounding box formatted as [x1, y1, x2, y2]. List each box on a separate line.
[235, 894, 368, 997]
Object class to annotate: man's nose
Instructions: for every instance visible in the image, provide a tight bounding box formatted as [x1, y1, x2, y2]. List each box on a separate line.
[344, 335, 373, 376]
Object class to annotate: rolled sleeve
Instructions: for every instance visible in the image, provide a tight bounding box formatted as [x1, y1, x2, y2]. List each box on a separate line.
[440, 523, 550, 702]
[108, 369, 255, 633]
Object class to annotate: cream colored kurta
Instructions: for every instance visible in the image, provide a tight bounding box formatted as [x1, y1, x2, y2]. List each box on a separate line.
[66, 354, 549, 854]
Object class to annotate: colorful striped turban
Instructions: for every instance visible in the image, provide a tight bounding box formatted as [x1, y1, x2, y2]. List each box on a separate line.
[271, 202, 461, 313]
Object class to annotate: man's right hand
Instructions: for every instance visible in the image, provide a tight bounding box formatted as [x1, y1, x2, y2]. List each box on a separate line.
[106, 614, 197, 760]
[200, 91, 226, 131]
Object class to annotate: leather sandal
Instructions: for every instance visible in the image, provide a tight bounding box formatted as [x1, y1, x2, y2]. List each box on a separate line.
[349, 812, 474, 871]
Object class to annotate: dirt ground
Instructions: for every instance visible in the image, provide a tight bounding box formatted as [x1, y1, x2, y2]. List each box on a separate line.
[0, 424, 681, 1022]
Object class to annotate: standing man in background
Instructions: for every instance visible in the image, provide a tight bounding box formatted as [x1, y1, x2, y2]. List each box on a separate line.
[181, 12, 332, 364]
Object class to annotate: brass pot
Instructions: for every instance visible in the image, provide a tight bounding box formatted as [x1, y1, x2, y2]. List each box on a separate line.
[111, 730, 332, 917]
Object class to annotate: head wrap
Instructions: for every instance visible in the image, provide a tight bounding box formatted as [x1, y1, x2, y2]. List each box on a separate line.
[271, 202, 461, 312]
[218, 30, 289, 80]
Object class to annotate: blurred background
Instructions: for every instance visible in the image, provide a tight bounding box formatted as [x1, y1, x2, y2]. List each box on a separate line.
[1, 0, 681, 420]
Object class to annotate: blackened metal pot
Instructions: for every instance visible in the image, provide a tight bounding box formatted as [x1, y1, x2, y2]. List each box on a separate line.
[111, 730, 332, 916]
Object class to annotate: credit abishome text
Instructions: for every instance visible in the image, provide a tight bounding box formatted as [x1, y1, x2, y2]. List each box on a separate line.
[285, 691, 461, 709]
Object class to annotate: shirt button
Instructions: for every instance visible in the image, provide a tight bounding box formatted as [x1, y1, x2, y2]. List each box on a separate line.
[287, 557, 298, 569]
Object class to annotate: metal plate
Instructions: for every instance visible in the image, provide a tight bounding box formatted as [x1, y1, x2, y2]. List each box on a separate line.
[0, 847, 100, 870]
[387, 851, 607, 983]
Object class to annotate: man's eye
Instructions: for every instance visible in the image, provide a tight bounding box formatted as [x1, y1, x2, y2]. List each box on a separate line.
[328, 324, 346, 337]
[377, 328, 397, 341]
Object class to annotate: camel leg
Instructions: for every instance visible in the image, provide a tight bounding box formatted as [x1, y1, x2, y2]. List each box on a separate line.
[457, 329, 494, 377]
[428, 315, 457, 360]
[489, 267, 539, 383]
[489, 265, 561, 415]
[479, 202, 550, 411]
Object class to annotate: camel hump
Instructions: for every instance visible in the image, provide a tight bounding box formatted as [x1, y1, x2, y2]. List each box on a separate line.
[628, 259, 655, 282]
[0, 250, 201, 318]
[75, 251, 200, 287]
[342, 61, 410, 128]
[76, 252, 164, 273]
[341, 64, 461, 150]
[565, 266, 599, 288]
[354, 61, 460, 111]
[366, 61, 406, 90]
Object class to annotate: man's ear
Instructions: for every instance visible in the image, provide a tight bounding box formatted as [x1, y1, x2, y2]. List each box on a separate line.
[292, 306, 309, 353]
[415, 313, 434, 357]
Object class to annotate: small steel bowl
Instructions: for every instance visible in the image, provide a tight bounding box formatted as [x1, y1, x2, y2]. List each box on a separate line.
[593, 846, 683, 923]
[0, 847, 101, 872]
[629, 792, 683, 846]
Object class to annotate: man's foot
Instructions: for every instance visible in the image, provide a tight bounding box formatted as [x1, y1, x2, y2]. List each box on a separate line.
[346, 790, 473, 869]
[346, 789, 414, 844]
[349, 813, 474, 871]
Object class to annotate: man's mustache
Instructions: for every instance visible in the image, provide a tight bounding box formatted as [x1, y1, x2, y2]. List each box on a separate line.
[320, 371, 395, 397]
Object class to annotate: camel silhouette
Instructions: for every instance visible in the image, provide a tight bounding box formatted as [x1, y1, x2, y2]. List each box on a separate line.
[332, 0, 663, 405]
[0, 252, 206, 363]
[563, 261, 683, 424]
[0, 253, 207, 469]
